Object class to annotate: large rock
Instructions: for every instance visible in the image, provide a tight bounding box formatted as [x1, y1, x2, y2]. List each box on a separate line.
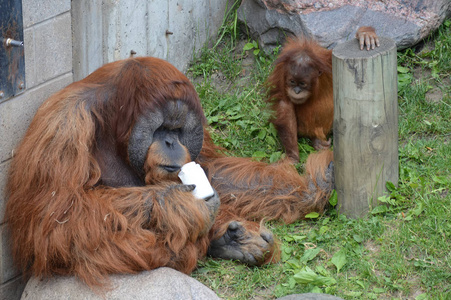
[238, 0, 451, 52]
[20, 267, 220, 300]
[277, 294, 344, 300]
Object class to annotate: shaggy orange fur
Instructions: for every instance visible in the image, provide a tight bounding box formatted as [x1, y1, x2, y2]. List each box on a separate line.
[267, 37, 333, 161]
[267, 27, 378, 161]
[6, 56, 333, 288]
[199, 148, 333, 223]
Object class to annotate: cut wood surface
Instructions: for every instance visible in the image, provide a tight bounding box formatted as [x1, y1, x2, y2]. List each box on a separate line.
[332, 36, 398, 218]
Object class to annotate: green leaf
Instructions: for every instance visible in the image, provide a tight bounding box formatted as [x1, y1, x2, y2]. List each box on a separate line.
[293, 267, 336, 286]
[315, 265, 328, 277]
[398, 73, 412, 82]
[265, 136, 276, 146]
[310, 286, 323, 293]
[404, 215, 413, 221]
[412, 202, 424, 216]
[208, 115, 219, 123]
[433, 175, 449, 185]
[386, 181, 396, 192]
[377, 195, 391, 203]
[269, 152, 282, 163]
[319, 226, 328, 235]
[243, 42, 254, 51]
[431, 67, 439, 79]
[300, 248, 321, 263]
[283, 235, 306, 243]
[281, 245, 294, 261]
[371, 205, 387, 215]
[293, 267, 317, 284]
[305, 212, 320, 219]
[283, 236, 295, 242]
[292, 235, 307, 242]
[329, 190, 337, 207]
[257, 129, 266, 139]
[353, 234, 363, 243]
[252, 151, 267, 159]
[356, 280, 365, 288]
[397, 66, 410, 73]
[228, 114, 245, 120]
[331, 249, 347, 273]
[288, 276, 296, 289]
[268, 123, 278, 136]
[415, 293, 428, 300]
[398, 72, 413, 89]
[373, 288, 385, 294]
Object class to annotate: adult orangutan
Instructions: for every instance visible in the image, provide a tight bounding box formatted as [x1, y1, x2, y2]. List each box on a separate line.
[267, 26, 379, 161]
[5, 57, 334, 288]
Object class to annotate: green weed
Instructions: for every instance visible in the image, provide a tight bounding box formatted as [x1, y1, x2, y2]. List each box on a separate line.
[189, 11, 451, 299]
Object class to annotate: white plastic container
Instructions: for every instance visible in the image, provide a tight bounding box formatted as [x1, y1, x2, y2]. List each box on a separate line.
[178, 162, 214, 199]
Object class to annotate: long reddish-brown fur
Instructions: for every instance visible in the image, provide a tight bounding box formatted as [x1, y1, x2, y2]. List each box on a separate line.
[6, 56, 333, 289]
[267, 27, 378, 161]
[267, 37, 333, 161]
[199, 132, 333, 264]
[6, 58, 211, 287]
[200, 144, 333, 223]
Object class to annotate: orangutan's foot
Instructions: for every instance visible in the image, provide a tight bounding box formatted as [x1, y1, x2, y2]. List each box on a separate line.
[207, 221, 275, 266]
[313, 138, 331, 150]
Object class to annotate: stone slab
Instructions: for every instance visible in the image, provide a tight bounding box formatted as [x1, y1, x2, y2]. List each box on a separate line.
[21, 268, 220, 300]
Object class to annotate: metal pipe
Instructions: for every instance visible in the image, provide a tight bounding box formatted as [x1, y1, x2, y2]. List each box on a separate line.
[3, 38, 24, 47]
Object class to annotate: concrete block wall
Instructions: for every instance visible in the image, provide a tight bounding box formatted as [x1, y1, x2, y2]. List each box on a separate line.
[0, 0, 234, 299]
[72, 0, 234, 80]
[0, 1, 74, 298]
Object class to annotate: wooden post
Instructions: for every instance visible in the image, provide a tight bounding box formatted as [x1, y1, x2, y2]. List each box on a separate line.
[332, 37, 398, 218]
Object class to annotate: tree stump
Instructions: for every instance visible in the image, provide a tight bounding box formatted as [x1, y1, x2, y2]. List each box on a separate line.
[332, 37, 398, 218]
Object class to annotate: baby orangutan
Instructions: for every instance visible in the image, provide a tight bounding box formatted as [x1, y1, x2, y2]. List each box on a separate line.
[267, 27, 379, 161]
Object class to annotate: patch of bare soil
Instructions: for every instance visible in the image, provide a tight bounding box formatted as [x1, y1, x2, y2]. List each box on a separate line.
[425, 87, 443, 103]
[412, 64, 449, 104]
[189, 38, 261, 94]
[413, 39, 450, 103]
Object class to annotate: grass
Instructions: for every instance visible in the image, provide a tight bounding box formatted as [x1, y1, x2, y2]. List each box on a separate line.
[187, 11, 451, 300]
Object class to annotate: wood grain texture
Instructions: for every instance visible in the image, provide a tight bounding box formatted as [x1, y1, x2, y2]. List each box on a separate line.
[332, 37, 398, 218]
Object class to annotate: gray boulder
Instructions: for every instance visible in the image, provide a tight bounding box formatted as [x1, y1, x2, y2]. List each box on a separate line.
[278, 294, 344, 300]
[238, 0, 451, 53]
[21, 267, 220, 300]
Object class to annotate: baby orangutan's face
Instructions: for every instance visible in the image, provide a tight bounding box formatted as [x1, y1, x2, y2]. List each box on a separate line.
[285, 55, 321, 105]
